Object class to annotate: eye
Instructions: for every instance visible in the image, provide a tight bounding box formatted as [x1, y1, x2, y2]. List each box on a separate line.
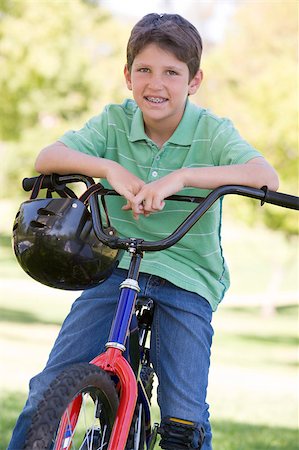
[166, 70, 178, 76]
[137, 67, 150, 73]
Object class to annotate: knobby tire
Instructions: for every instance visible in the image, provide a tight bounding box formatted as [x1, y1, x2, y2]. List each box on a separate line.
[24, 362, 119, 450]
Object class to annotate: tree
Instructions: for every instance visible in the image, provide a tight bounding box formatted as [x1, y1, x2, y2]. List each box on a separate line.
[196, 0, 298, 235]
[0, 0, 130, 194]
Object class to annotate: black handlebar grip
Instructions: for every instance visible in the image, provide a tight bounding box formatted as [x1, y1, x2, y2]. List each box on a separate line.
[22, 177, 38, 191]
[22, 175, 53, 192]
[264, 190, 299, 210]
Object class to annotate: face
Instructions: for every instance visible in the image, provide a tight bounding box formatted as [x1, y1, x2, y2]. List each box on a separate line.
[124, 43, 203, 134]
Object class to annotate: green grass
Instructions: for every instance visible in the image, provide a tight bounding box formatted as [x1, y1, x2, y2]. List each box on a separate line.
[0, 391, 27, 445]
[212, 420, 299, 450]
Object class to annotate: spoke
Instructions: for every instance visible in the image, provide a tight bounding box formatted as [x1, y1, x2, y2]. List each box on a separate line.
[134, 404, 143, 450]
[99, 425, 108, 450]
[81, 394, 90, 450]
[89, 397, 99, 450]
[53, 405, 76, 450]
[52, 391, 110, 450]
[66, 405, 76, 450]
[79, 394, 94, 450]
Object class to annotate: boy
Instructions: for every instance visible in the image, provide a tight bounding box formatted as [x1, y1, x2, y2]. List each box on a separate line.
[8, 13, 278, 450]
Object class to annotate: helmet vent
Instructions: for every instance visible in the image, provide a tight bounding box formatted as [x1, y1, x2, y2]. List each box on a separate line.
[38, 208, 56, 216]
[30, 220, 45, 229]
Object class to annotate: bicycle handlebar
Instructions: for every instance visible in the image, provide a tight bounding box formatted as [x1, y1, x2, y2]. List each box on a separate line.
[23, 174, 299, 252]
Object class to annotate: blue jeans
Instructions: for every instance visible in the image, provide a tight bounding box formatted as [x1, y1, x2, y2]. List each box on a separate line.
[8, 268, 214, 449]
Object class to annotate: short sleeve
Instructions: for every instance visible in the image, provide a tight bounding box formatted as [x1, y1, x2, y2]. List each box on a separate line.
[209, 119, 262, 166]
[58, 107, 109, 158]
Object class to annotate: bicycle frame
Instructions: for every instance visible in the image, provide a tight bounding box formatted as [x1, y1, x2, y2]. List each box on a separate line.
[22, 173, 299, 450]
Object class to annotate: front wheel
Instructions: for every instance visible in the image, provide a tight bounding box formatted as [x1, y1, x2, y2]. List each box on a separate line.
[24, 362, 119, 450]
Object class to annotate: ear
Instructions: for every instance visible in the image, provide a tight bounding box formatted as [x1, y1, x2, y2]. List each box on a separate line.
[188, 69, 203, 96]
[124, 64, 132, 90]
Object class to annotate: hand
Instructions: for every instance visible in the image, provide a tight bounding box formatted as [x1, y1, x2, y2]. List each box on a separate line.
[127, 169, 186, 218]
[104, 161, 145, 218]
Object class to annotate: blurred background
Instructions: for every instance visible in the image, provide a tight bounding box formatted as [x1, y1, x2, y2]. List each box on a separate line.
[0, 0, 298, 448]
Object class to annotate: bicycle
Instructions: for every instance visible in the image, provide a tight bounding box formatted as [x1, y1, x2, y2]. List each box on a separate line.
[13, 173, 299, 450]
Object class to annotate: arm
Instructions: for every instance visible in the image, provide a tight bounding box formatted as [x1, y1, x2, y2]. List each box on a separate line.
[127, 157, 279, 215]
[35, 141, 113, 177]
[35, 141, 145, 204]
[182, 157, 279, 191]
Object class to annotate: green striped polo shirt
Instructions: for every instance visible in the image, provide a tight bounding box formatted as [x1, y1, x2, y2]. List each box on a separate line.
[59, 99, 261, 310]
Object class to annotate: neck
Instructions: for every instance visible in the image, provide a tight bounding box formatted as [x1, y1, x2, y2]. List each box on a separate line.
[145, 123, 175, 148]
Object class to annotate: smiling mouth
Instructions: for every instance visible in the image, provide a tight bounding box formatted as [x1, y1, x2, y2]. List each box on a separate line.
[145, 96, 168, 104]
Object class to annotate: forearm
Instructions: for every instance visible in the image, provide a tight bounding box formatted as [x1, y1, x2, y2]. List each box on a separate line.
[35, 141, 115, 178]
[35, 141, 145, 204]
[125, 157, 279, 217]
[181, 158, 279, 191]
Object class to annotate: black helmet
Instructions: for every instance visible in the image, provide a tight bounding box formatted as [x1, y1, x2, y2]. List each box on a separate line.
[13, 197, 123, 290]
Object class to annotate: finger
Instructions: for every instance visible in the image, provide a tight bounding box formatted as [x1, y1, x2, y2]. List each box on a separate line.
[132, 211, 140, 220]
[151, 199, 164, 211]
[144, 196, 165, 212]
[122, 193, 143, 212]
[122, 203, 131, 211]
[142, 196, 155, 212]
[130, 197, 145, 213]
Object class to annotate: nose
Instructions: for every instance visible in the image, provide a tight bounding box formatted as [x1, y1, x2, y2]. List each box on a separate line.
[148, 73, 164, 90]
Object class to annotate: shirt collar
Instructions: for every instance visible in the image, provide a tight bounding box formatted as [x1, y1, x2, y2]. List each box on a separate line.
[168, 100, 203, 145]
[129, 100, 203, 146]
[129, 107, 148, 142]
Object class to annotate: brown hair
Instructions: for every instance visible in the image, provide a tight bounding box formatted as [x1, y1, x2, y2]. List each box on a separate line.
[126, 13, 203, 81]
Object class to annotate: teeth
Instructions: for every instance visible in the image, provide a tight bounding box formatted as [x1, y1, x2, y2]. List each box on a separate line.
[146, 97, 166, 103]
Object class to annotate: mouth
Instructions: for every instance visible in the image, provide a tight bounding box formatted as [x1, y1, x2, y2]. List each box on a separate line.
[144, 96, 168, 104]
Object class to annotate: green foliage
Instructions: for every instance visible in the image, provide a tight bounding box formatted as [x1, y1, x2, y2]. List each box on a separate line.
[198, 1, 298, 235]
[0, 0, 129, 141]
[0, 0, 130, 196]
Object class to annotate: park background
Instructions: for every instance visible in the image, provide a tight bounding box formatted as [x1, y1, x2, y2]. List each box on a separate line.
[0, 0, 298, 448]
